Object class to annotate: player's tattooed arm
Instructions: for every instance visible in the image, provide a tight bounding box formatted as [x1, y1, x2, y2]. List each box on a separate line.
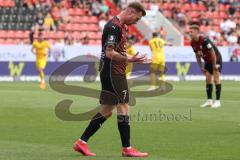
[105, 46, 147, 63]
[105, 45, 128, 62]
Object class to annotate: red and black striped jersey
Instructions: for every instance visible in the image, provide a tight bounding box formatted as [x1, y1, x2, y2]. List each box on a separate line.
[100, 16, 128, 75]
[191, 36, 222, 64]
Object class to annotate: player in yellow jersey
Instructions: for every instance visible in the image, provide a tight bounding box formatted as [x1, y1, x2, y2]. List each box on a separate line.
[31, 33, 51, 89]
[148, 32, 171, 91]
[125, 38, 137, 77]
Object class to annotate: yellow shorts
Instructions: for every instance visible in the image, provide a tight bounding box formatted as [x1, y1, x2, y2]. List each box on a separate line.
[36, 60, 47, 69]
[150, 61, 165, 73]
[126, 63, 133, 76]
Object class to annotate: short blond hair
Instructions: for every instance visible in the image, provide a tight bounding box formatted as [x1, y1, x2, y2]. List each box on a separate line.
[189, 24, 200, 31]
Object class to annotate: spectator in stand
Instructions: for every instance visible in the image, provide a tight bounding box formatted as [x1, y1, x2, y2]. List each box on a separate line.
[208, 25, 221, 42]
[53, 0, 62, 6]
[44, 13, 56, 31]
[64, 32, 74, 45]
[39, 0, 52, 13]
[159, 26, 167, 40]
[81, 1, 92, 16]
[59, 4, 71, 24]
[34, 12, 45, 32]
[69, 0, 80, 8]
[29, 26, 35, 44]
[230, 47, 240, 62]
[73, 38, 83, 46]
[23, 0, 36, 10]
[91, 0, 102, 17]
[51, 5, 60, 26]
[82, 36, 90, 45]
[227, 31, 238, 45]
[176, 10, 188, 27]
[220, 17, 236, 34]
[99, 14, 108, 31]
[100, 1, 109, 14]
[199, 11, 209, 26]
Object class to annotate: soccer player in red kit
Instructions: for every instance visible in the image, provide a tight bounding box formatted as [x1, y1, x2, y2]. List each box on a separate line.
[189, 24, 222, 108]
[73, 2, 149, 157]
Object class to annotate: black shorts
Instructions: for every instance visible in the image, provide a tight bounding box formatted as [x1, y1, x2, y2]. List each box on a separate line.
[99, 74, 129, 105]
[204, 61, 222, 74]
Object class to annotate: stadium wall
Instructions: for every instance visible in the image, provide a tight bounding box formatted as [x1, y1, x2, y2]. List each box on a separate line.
[0, 45, 239, 81]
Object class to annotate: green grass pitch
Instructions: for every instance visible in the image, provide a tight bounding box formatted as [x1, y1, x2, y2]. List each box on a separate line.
[0, 81, 240, 160]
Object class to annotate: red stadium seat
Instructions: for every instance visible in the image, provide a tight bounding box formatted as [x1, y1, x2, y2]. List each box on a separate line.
[213, 19, 221, 26]
[73, 16, 81, 23]
[189, 11, 199, 18]
[0, 31, 6, 38]
[214, 26, 221, 32]
[96, 40, 101, 45]
[88, 32, 101, 39]
[89, 16, 98, 23]
[81, 16, 90, 23]
[161, 2, 170, 10]
[183, 3, 191, 11]
[79, 24, 89, 31]
[72, 31, 80, 39]
[47, 31, 56, 39]
[5, 0, 15, 7]
[88, 24, 99, 32]
[6, 30, 15, 38]
[48, 39, 56, 45]
[23, 31, 30, 39]
[218, 4, 229, 11]
[58, 23, 65, 31]
[89, 40, 101, 45]
[205, 11, 213, 18]
[174, 3, 181, 9]
[75, 8, 85, 16]
[0, 39, 5, 44]
[212, 12, 219, 18]
[191, 4, 198, 11]
[198, 4, 206, 11]
[200, 25, 206, 32]
[15, 31, 24, 39]
[68, 8, 75, 16]
[87, 32, 95, 39]
[96, 32, 102, 39]
[169, 3, 176, 10]
[5, 39, 15, 44]
[219, 12, 227, 19]
[56, 31, 65, 39]
[65, 23, 74, 31]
